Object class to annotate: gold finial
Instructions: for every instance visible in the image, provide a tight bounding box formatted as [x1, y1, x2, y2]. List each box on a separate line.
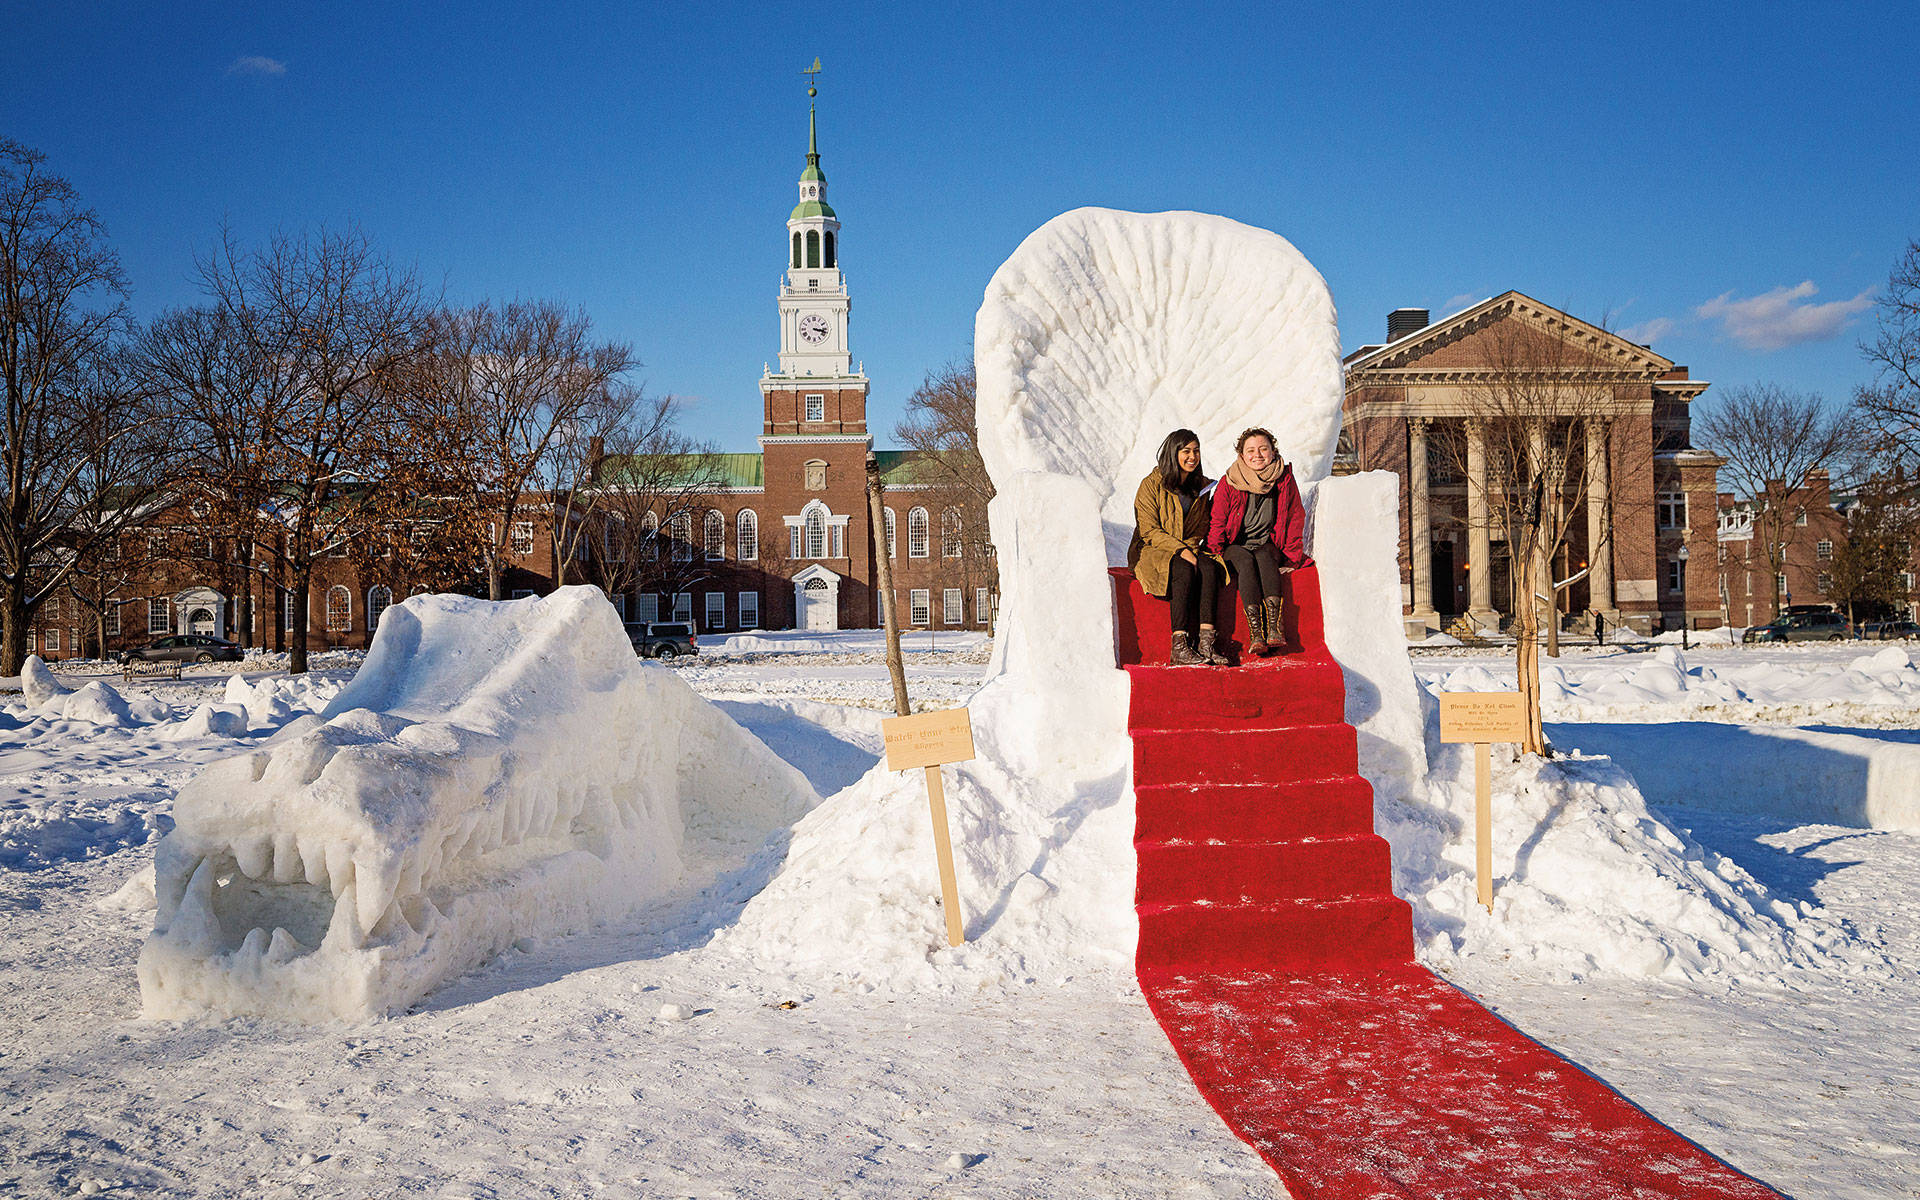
[803, 56, 822, 98]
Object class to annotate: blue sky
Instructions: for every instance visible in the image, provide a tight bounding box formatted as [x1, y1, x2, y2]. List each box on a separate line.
[5, 3, 1915, 448]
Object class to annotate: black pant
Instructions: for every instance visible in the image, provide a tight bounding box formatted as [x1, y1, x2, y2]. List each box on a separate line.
[1166, 554, 1222, 637]
[1224, 543, 1283, 608]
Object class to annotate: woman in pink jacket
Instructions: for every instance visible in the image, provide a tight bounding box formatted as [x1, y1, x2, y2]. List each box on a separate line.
[1208, 427, 1310, 657]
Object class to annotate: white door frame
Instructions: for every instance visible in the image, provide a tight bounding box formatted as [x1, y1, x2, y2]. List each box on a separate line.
[792, 564, 841, 632]
[174, 587, 227, 639]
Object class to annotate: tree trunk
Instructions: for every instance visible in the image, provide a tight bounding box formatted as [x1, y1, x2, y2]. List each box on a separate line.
[488, 553, 503, 602]
[290, 575, 310, 674]
[2, 587, 29, 676]
[1515, 534, 1547, 756]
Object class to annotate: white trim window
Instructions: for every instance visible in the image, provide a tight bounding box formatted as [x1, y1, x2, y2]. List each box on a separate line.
[603, 517, 627, 563]
[908, 507, 930, 558]
[705, 592, 725, 631]
[739, 591, 760, 629]
[884, 508, 896, 558]
[941, 508, 963, 558]
[805, 507, 827, 558]
[45, 596, 58, 619]
[909, 589, 931, 626]
[1777, 572, 1788, 599]
[1816, 539, 1833, 561]
[612, 592, 628, 621]
[1902, 572, 1916, 594]
[788, 523, 802, 560]
[828, 523, 844, 559]
[512, 521, 536, 556]
[149, 596, 171, 635]
[367, 585, 393, 631]
[106, 601, 120, 637]
[1665, 560, 1683, 593]
[975, 587, 990, 626]
[670, 511, 694, 562]
[672, 592, 693, 624]
[943, 587, 963, 625]
[1816, 573, 1832, 593]
[737, 509, 758, 562]
[44, 627, 59, 653]
[282, 591, 297, 633]
[642, 511, 660, 560]
[804, 393, 825, 422]
[704, 510, 726, 561]
[326, 585, 352, 632]
[1656, 493, 1687, 531]
[636, 593, 660, 623]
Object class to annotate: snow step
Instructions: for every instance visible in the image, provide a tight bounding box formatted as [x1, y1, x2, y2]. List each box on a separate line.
[1132, 723, 1357, 788]
[1136, 896, 1414, 972]
[1134, 835, 1394, 905]
[1124, 661, 1347, 730]
[1134, 778, 1377, 844]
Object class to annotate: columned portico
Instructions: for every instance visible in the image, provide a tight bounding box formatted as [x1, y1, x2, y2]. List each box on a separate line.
[1407, 418, 1437, 634]
[1464, 419, 1496, 629]
[174, 587, 226, 638]
[1586, 418, 1616, 619]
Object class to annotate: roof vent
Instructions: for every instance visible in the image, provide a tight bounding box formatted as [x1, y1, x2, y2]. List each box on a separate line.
[1388, 308, 1430, 342]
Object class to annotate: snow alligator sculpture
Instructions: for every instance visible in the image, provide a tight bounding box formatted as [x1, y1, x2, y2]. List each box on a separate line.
[139, 587, 815, 1021]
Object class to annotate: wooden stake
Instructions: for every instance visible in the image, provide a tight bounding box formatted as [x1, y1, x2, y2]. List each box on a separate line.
[1475, 740, 1494, 913]
[923, 765, 965, 947]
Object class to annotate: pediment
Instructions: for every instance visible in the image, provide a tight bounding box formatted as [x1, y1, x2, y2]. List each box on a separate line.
[1347, 291, 1676, 379]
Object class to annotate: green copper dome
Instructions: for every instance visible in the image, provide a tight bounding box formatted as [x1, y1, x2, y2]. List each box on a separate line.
[790, 198, 837, 220]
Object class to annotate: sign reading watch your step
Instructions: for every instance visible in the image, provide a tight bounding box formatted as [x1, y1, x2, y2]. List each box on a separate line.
[1438, 691, 1526, 915]
[881, 708, 975, 947]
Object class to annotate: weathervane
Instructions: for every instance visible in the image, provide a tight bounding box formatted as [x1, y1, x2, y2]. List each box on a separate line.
[803, 56, 822, 98]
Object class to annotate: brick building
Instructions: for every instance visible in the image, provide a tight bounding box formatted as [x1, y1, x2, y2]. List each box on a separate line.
[1340, 293, 1719, 636]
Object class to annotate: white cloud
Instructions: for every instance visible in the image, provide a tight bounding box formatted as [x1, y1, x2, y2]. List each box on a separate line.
[227, 55, 287, 77]
[1620, 316, 1679, 346]
[1695, 281, 1874, 352]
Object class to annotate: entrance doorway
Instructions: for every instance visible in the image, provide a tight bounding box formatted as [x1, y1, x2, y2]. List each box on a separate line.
[1431, 541, 1455, 613]
[792, 565, 841, 631]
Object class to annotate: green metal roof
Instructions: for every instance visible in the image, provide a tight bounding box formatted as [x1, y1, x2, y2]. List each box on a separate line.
[872, 450, 942, 487]
[599, 452, 763, 490]
[789, 198, 836, 220]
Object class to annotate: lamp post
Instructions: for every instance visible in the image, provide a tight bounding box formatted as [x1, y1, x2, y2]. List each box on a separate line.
[1677, 545, 1690, 648]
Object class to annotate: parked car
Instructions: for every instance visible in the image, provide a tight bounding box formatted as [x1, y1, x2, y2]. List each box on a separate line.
[1742, 610, 1851, 643]
[117, 634, 244, 664]
[1861, 620, 1920, 640]
[625, 621, 698, 659]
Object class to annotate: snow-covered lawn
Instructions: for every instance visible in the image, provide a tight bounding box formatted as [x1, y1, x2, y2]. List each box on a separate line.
[1, 634, 1917, 1197]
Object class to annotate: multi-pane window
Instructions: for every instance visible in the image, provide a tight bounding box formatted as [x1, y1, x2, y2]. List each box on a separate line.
[672, 593, 692, 624]
[326, 537, 350, 558]
[326, 586, 352, 632]
[805, 460, 827, 491]
[1816, 573, 1832, 593]
[1665, 560, 1683, 593]
[737, 509, 758, 562]
[941, 508, 963, 558]
[44, 627, 58, 653]
[975, 587, 990, 626]
[642, 512, 660, 559]
[788, 524, 802, 560]
[1903, 573, 1916, 594]
[705, 592, 725, 632]
[1794, 508, 1808, 527]
[884, 508, 896, 558]
[149, 597, 170, 635]
[1777, 573, 1788, 599]
[670, 512, 693, 561]
[636, 593, 660, 623]
[704, 510, 725, 561]
[1656, 493, 1687, 530]
[45, 596, 58, 619]
[804, 394, 825, 422]
[604, 517, 627, 563]
[828, 523, 844, 558]
[943, 587, 963, 624]
[908, 507, 930, 557]
[105, 602, 120, 637]
[282, 591, 297, 632]
[512, 521, 535, 556]
[1816, 539, 1833, 561]
[367, 586, 392, 630]
[805, 508, 827, 558]
[909, 589, 930, 626]
[739, 591, 760, 629]
[612, 592, 628, 621]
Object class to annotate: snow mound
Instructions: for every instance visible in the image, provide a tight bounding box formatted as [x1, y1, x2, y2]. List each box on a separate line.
[21, 655, 70, 707]
[168, 702, 250, 740]
[720, 209, 1355, 986]
[48, 680, 136, 727]
[139, 587, 816, 1021]
[221, 672, 340, 729]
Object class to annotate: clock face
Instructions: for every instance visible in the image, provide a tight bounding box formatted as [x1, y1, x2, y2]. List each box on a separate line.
[799, 313, 831, 345]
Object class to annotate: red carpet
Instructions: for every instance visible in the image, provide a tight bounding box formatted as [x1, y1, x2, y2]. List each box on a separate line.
[1116, 565, 1781, 1199]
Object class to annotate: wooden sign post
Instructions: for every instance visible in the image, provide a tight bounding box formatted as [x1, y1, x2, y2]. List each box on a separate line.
[1438, 691, 1528, 914]
[881, 707, 975, 947]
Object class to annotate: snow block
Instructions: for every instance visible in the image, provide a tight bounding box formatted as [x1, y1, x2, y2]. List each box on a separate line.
[138, 587, 815, 1021]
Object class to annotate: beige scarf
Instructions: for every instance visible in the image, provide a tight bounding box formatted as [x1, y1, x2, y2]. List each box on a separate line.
[1224, 455, 1285, 495]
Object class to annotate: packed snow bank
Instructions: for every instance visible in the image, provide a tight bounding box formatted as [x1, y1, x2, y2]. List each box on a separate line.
[20, 656, 70, 707]
[139, 587, 816, 1020]
[720, 209, 1354, 986]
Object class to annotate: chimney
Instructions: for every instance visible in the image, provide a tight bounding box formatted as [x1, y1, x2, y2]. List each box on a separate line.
[1388, 308, 1430, 342]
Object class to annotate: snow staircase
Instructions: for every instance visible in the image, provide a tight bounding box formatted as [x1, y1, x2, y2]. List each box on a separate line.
[1113, 563, 1785, 1199]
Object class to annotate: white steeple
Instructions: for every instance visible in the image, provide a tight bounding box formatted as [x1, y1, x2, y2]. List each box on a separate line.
[775, 97, 855, 379]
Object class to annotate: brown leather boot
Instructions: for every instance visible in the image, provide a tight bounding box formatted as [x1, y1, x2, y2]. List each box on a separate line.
[1261, 595, 1285, 655]
[1169, 629, 1205, 666]
[1196, 626, 1228, 665]
[1242, 604, 1268, 659]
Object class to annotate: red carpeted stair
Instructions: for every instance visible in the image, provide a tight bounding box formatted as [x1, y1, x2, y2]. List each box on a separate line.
[1117, 564, 1781, 1199]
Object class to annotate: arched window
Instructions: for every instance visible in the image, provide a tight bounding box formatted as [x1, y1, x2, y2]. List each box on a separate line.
[641, 511, 659, 559]
[941, 507, 963, 558]
[805, 459, 827, 491]
[603, 515, 626, 563]
[669, 511, 693, 562]
[884, 508, 896, 558]
[806, 230, 820, 269]
[908, 507, 930, 558]
[704, 509, 725, 561]
[367, 586, 392, 631]
[805, 506, 827, 559]
[791, 231, 802, 269]
[737, 509, 758, 562]
[326, 585, 352, 632]
[824, 230, 836, 268]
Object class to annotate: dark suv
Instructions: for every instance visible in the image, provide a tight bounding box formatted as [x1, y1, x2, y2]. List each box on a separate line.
[118, 634, 244, 664]
[1743, 610, 1851, 643]
[626, 621, 698, 659]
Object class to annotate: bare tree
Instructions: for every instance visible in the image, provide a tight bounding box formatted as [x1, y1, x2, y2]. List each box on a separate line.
[1857, 239, 1920, 469]
[1696, 383, 1857, 623]
[0, 140, 180, 672]
[197, 226, 431, 672]
[411, 300, 637, 600]
[582, 398, 726, 615]
[894, 358, 993, 507]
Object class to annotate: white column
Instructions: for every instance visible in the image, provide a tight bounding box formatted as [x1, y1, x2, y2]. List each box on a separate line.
[1408, 418, 1437, 629]
[1586, 418, 1615, 617]
[1466, 420, 1495, 627]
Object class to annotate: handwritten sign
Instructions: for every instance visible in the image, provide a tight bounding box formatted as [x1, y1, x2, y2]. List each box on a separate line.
[1438, 692, 1527, 744]
[882, 708, 976, 771]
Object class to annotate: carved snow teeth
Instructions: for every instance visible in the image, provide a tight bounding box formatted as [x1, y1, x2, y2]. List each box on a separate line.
[326, 843, 354, 896]
[325, 877, 367, 951]
[235, 837, 270, 881]
[266, 928, 305, 963]
[272, 833, 302, 884]
[301, 837, 328, 891]
[356, 869, 396, 934]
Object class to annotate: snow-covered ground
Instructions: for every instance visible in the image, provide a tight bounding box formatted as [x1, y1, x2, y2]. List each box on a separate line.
[1, 634, 1917, 1196]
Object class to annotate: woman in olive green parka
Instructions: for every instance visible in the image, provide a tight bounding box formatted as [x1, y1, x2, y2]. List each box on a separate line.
[1127, 429, 1227, 665]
